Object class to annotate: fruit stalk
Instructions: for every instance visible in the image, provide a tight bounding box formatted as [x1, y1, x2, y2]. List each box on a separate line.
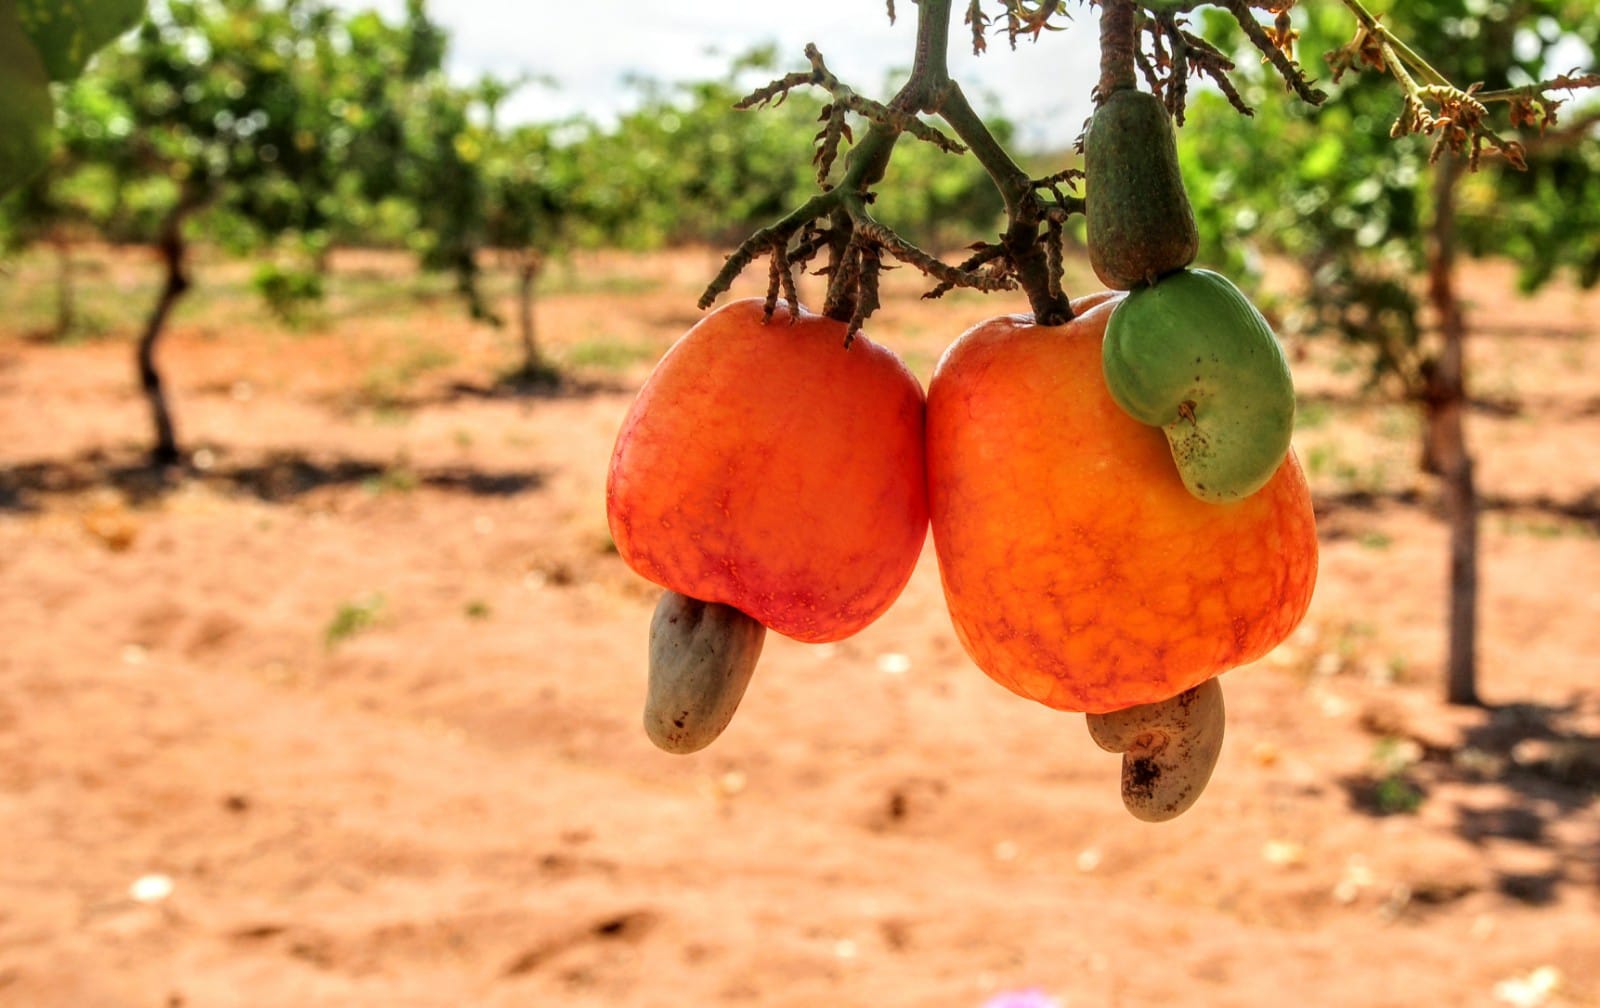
[1098, 0, 1139, 98]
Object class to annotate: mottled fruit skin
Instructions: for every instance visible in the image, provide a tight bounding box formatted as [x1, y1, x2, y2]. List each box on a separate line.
[1086, 88, 1199, 291]
[1103, 268, 1296, 502]
[607, 298, 928, 643]
[644, 591, 766, 754]
[926, 294, 1317, 714]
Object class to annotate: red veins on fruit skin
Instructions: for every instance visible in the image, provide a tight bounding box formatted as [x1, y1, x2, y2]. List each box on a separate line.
[926, 295, 1317, 714]
[607, 298, 929, 644]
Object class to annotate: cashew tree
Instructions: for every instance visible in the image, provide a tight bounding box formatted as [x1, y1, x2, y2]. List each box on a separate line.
[47, 0, 432, 466]
[479, 117, 589, 383]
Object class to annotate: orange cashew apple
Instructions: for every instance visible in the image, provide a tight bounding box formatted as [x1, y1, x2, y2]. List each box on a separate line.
[926, 292, 1317, 818]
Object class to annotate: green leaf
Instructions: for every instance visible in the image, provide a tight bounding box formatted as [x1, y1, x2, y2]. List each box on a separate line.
[0, 3, 54, 194]
[15, 0, 144, 82]
[1300, 134, 1344, 183]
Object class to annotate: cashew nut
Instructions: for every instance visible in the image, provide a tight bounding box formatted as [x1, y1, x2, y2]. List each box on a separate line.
[643, 590, 766, 754]
[1085, 678, 1225, 822]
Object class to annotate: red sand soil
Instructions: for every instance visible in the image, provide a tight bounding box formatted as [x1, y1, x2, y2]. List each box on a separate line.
[2, 246, 1598, 1007]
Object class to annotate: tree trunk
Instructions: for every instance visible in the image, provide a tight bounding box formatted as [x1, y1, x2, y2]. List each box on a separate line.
[138, 198, 194, 468]
[1424, 154, 1480, 707]
[53, 232, 74, 338]
[517, 252, 543, 373]
[455, 245, 499, 326]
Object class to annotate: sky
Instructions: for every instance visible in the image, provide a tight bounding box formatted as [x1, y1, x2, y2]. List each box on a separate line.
[333, 0, 1103, 151]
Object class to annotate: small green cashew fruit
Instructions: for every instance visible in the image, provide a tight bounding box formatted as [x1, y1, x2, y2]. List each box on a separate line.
[644, 590, 766, 754]
[1085, 88, 1199, 291]
[1102, 268, 1295, 502]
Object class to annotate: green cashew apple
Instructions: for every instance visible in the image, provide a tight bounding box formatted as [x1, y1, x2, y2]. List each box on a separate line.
[643, 590, 767, 754]
[1102, 269, 1295, 502]
[1085, 88, 1199, 291]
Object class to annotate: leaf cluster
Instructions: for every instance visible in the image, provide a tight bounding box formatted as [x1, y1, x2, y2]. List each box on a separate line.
[0, 0, 145, 194]
[1180, 0, 1600, 394]
[1324, 0, 1600, 170]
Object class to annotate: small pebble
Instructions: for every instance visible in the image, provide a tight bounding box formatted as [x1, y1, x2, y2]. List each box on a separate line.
[129, 874, 174, 904]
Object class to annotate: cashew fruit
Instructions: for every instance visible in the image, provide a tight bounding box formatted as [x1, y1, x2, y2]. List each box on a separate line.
[1085, 88, 1198, 291]
[1086, 678, 1226, 822]
[1102, 268, 1295, 502]
[926, 294, 1317, 713]
[643, 590, 767, 755]
[606, 298, 927, 644]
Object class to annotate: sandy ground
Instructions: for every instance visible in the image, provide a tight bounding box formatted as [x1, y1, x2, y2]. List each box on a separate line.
[1, 245, 1598, 1008]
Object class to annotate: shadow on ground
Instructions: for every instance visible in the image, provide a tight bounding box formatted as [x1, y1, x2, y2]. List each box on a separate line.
[1342, 696, 1600, 906]
[1296, 388, 1600, 422]
[442, 370, 632, 402]
[1314, 487, 1600, 538]
[0, 445, 547, 512]
[308, 371, 633, 416]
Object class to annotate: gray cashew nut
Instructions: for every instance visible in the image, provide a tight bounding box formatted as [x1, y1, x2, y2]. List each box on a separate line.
[1085, 678, 1226, 822]
[643, 590, 766, 754]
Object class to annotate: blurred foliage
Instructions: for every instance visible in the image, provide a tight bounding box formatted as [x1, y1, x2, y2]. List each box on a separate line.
[17, 0, 147, 81]
[4, 0, 402, 320]
[875, 97, 1014, 254]
[0, 7, 55, 196]
[13, 0, 1589, 348]
[1, 0, 146, 194]
[1180, 0, 1600, 393]
[3, 6, 1013, 320]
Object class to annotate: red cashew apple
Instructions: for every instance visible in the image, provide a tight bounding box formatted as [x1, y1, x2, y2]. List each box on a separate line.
[607, 298, 929, 750]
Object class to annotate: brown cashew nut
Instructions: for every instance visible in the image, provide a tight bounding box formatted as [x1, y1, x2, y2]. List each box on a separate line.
[1085, 678, 1225, 822]
[643, 590, 767, 754]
